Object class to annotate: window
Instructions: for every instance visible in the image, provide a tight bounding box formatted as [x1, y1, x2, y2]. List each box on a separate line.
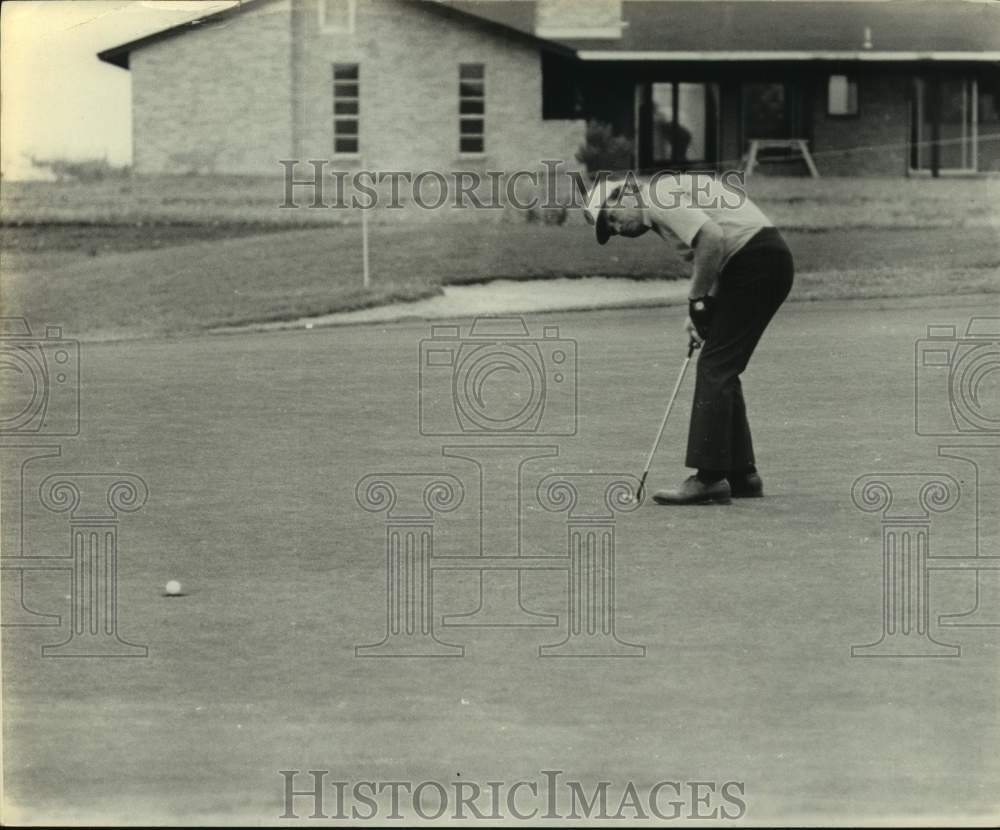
[319, 0, 355, 33]
[459, 64, 485, 154]
[743, 82, 788, 140]
[333, 64, 359, 154]
[977, 79, 999, 172]
[827, 75, 859, 116]
[980, 81, 1000, 126]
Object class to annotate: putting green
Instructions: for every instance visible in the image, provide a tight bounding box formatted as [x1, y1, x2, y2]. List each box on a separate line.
[3, 296, 997, 825]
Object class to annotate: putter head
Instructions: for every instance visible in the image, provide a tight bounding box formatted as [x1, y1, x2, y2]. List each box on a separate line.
[634, 474, 649, 504]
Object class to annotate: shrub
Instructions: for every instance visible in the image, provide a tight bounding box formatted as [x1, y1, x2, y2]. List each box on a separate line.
[575, 121, 633, 178]
[30, 156, 130, 183]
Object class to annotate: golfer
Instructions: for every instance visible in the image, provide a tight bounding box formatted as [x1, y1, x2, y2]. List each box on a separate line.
[583, 174, 794, 505]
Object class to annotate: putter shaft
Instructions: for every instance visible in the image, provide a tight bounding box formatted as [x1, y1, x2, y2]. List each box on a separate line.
[635, 339, 700, 502]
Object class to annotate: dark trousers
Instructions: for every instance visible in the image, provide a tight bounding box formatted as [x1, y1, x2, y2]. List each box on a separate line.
[685, 228, 794, 472]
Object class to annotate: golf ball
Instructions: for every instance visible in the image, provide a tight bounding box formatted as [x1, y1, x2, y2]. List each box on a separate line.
[165, 580, 183, 596]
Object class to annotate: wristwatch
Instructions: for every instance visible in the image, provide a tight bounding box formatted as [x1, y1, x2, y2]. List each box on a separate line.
[688, 295, 717, 340]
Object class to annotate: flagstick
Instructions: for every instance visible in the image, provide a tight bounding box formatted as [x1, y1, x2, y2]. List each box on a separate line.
[361, 202, 370, 289]
[361, 153, 371, 289]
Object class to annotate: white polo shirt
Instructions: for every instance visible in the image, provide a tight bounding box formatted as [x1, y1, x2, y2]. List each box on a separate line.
[641, 174, 774, 266]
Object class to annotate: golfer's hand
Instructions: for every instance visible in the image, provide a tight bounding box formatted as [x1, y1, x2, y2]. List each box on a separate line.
[684, 316, 704, 344]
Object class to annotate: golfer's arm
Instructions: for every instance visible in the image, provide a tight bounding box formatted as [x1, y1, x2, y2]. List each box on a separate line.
[689, 221, 726, 298]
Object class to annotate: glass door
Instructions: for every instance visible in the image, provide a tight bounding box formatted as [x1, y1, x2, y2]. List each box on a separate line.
[641, 82, 719, 168]
[911, 77, 977, 174]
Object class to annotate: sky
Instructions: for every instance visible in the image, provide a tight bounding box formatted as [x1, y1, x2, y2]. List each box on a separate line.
[1, 1, 235, 179]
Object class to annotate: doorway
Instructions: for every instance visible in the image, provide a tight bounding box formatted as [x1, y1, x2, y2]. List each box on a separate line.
[636, 81, 720, 169]
[911, 77, 978, 175]
[742, 81, 790, 141]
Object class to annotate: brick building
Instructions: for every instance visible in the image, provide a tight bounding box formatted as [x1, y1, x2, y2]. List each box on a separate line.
[99, 0, 1000, 177]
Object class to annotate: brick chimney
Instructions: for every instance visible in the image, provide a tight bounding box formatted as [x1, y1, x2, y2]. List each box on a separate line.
[535, 0, 625, 39]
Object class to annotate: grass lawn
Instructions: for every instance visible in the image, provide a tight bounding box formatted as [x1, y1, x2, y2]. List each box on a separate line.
[2, 298, 997, 825]
[3, 174, 998, 229]
[3, 175, 998, 340]
[3, 220, 999, 341]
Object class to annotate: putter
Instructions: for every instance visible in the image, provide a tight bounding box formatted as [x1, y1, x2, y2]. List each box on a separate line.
[634, 337, 701, 504]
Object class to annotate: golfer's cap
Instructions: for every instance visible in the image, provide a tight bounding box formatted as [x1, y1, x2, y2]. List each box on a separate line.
[582, 177, 629, 245]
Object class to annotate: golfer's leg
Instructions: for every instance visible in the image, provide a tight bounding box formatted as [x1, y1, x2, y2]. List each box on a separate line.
[728, 265, 793, 472]
[685, 261, 790, 471]
[684, 322, 747, 471]
[730, 376, 755, 471]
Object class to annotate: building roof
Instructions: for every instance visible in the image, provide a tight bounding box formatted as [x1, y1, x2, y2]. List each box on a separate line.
[566, 0, 1000, 60]
[436, 0, 1000, 60]
[443, 0, 537, 34]
[98, 0, 256, 68]
[98, 0, 564, 69]
[99, 0, 1000, 69]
